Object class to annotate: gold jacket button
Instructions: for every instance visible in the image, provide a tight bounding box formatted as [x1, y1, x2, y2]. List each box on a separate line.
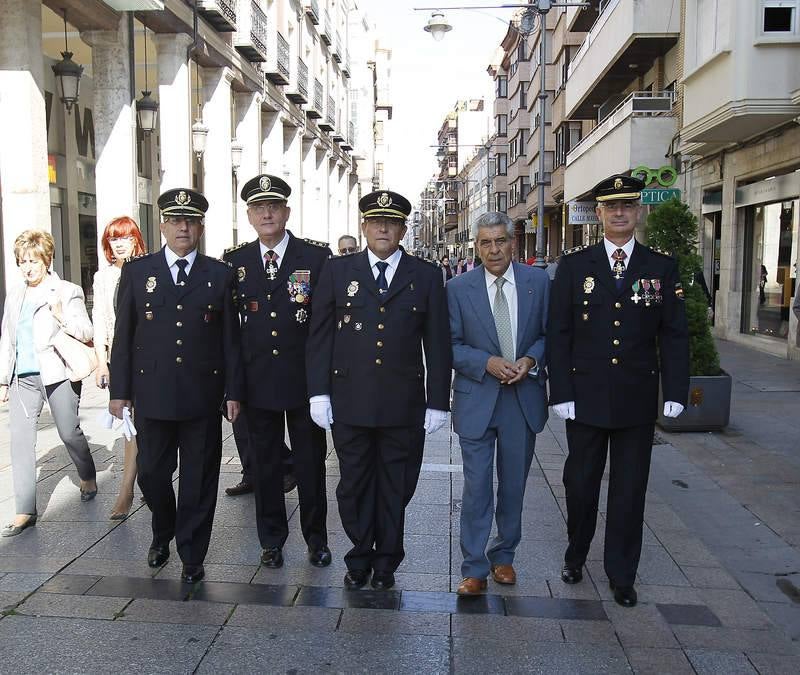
[333, 369, 339, 375]
[176, 304, 183, 311]
[176, 321, 183, 327]
[375, 358, 382, 365]
[379, 307, 386, 313]
[377, 341, 383, 348]
[139, 369, 144, 374]
[583, 300, 589, 306]
[270, 311, 277, 318]
[614, 320, 621, 326]
[272, 330, 278, 337]
[213, 369, 219, 375]
[377, 323, 384, 330]
[176, 339, 183, 346]
[615, 302, 622, 309]
[346, 301, 352, 307]
[571, 367, 576, 372]
[207, 304, 213, 310]
[613, 339, 620, 346]
[272, 349, 279, 356]
[267, 294, 271, 300]
[176, 356, 183, 364]
[611, 358, 619, 365]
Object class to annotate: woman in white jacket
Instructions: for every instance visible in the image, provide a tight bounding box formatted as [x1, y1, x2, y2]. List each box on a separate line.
[0, 230, 97, 536]
[93, 216, 146, 519]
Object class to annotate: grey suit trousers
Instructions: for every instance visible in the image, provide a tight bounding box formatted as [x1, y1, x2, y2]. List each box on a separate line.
[458, 386, 536, 579]
[8, 375, 96, 514]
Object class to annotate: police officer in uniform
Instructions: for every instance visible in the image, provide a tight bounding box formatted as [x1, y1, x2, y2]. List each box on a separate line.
[547, 174, 689, 607]
[223, 174, 332, 569]
[306, 190, 452, 590]
[110, 188, 244, 583]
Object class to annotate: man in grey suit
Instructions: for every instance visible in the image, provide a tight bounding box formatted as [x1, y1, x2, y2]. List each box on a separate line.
[448, 212, 550, 596]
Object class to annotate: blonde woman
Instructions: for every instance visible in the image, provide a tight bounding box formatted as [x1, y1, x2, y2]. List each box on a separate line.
[0, 230, 97, 536]
[93, 216, 147, 519]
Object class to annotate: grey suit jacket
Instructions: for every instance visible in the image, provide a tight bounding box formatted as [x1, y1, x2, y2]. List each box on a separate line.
[448, 262, 550, 440]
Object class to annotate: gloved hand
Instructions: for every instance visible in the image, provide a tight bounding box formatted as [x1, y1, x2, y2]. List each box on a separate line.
[120, 406, 138, 441]
[310, 396, 334, 430]
[663, 401, 685, 418]
[552, 401, 576, 420]
[424, 408, 448, 435]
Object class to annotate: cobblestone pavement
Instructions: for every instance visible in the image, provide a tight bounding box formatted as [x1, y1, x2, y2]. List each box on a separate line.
[0, 339, 799, 673]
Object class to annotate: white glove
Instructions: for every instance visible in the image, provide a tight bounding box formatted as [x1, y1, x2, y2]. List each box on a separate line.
[663, 401, 684, 418]
[310, 397, 334, 430]
[97, 406, 137, 440]
[424, 408, 449, 435]
[552, 401, 576, 420]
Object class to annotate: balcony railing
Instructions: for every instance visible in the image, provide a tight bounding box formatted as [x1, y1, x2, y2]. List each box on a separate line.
[342, 49, 351, 78]
[277, 32, 290, 81]
[197, 0, 237, 32]
[567, 90, 674, 165]
[348, 120, 355, 146]
[319, 94, 336, 131]
[287, 57, 309, 104]
[304, 0, 319, 25]
[265, 31, 290, 85]
[307, 77, 324, 118]
[320, 10, 333, 45]
[333, 31, 342, 63]
[234, 0, 267, 62]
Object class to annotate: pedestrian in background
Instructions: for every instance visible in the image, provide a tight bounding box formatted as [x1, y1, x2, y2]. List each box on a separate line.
[110, 188, 244, 583]
[545, 255, 558, 281]
[448, 212, 550, 596]
[307, 190, 452, 590]
[224, 174, 332, 570]
[0, 230, 97, 537]
[337, 234, 359, 256]
[441, 256, 454, 283]
[547, 174, 689, 608]
[93, 216, 147, 520]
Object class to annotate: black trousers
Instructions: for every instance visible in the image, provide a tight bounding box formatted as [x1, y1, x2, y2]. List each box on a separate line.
[332, 423, 425, 573]
[248, 404, 328, 550]
[232, 408, 293, 483]
[563, 420, 655, 586]
[136, 414, 222, 566]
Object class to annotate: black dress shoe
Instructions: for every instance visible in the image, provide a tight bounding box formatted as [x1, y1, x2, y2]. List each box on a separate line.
[1, 515, 37, 538]
[343, 569, 370, 589]
[80, 488, 98, 502]
[147, 545, 170, 568]
[561, 565, 583, 585]
[260, 547, 284, 568]
[371, 571, 395, 590]
[308, 545, 332, 567]
[225, 481, 253, 496]
[181, 564, 205, 583]
[282, 473, 297, 493]
[610, 582, 637, 607]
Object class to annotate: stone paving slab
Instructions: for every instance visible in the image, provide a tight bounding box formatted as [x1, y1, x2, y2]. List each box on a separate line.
[17, 591, 129, 620]
[118, 598, 233, 626]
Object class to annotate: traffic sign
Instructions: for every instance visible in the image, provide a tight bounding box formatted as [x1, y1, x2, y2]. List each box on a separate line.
[641, 188, 681, 205]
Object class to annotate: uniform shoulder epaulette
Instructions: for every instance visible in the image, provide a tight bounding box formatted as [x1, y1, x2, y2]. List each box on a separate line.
[417, 257, 439, 267]
[304, 237, 329, 248]
[210, 256, 233, 267]
[562, 245, 587, 256]
[223, 241, 249, 255]
[124, 252, 152, 264]
[650, 246, 674, 258]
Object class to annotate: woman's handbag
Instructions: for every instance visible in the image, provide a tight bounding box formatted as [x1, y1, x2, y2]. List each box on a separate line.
[52, 331, 98, 382]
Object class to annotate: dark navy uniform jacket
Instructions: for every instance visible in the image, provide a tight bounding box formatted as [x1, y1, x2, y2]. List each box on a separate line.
[223, 232, 331, 411]
[306, 249, 452, 428]
[546, 241, 689, 429]
[110, 248, 244, 421]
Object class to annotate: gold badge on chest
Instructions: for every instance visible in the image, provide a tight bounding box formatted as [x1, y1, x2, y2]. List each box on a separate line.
[583, 276, 594, 294]
[145, 276, 157, 293]
[347, 281, 359, 297]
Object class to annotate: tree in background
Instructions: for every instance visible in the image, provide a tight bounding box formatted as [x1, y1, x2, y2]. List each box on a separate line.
[645, 198, 722, 376]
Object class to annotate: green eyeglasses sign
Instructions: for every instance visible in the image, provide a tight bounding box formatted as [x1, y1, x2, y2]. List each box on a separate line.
[631, 165, 678, 188]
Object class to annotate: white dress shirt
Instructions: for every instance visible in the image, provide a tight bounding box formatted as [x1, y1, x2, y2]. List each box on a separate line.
[367, 247, 403, 287]
[164, 247, 198, 284]
[603, 236, 635, 272]
[259, 230, 290, 269]
[485, 263, 518, 358]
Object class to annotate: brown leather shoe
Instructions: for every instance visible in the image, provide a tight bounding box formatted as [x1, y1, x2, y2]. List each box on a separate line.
[491, 564, 517, 585]
[457, 577, 488, 596]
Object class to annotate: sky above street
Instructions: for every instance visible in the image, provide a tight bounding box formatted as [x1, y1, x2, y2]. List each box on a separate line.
[359, 0, 513, 203]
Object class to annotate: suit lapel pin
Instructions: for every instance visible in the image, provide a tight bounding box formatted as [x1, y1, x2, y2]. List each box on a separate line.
[583, 276, 594, 294]
[343, 315, 351, 324]
[145, 276, 157, 293]
[355, 322, 362, 331]
[295, 308, 308, 324]
[237, 266, 246, 282]
[145, 311, 154, 321]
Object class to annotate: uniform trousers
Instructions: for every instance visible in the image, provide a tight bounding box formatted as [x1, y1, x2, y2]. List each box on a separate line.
[136, 414, 222, 566]
[458, 386, 537, 579]
[232, 408, 293, 483]
[8, 375, 96, 515]
[248, 405, 327, 550]
[332, 422, 425, 573]
[563, 420, 655, 586]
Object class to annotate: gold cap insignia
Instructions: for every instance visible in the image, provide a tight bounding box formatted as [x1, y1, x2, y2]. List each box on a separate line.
[613, 178, 623, 190]
[377, 192, 392, 208]
[175, 191, 190, 205]
[259, 176, 271, 191]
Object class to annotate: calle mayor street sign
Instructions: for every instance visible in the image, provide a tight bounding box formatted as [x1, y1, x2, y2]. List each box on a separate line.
[641, 188, 681, 205]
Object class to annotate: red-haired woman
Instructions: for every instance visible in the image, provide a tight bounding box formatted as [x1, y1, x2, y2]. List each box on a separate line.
[93, 216, 146, 519]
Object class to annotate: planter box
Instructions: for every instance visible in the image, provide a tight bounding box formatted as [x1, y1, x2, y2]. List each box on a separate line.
[657, 373, 732, 432]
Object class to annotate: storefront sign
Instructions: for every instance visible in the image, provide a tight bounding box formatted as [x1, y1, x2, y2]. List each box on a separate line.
[568, 201, 600, 225]
[632, 165, 678, 187]
[735, 172, 800, 208]
[641, 188, 682, 205]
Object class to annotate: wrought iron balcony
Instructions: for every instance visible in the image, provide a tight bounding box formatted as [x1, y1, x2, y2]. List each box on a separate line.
[320, 10, 332, 45]
[234, 0, 268, 62]
[333, 31, 342, 63]
[304, 0, 319, 25]
[342, 49, 351, 78]
[287, 57, 309, 104]
[307, 77, 324, 119]
[319, 94, 335, 131]
[341, 120, 355, 150]
[265, 31, 290, 85]
[197, 0, 237, 32]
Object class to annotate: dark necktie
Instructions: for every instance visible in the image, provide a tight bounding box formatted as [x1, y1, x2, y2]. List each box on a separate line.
[265, 250, 279, 281]
[175, 259, 189, 287]
[612, 248, 627, 290]
[375, 261, 389, 294]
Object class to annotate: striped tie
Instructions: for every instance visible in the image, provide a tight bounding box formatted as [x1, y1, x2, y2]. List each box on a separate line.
[493, 277, 515, 361]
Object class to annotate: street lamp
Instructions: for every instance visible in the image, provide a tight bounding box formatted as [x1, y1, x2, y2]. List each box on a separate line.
[424, 12, 452, 41]
[230, 139, 244, 175]
[136, 26, 159, 135]
[418, 1, 588, 267]
[51, 9, 84, 115]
